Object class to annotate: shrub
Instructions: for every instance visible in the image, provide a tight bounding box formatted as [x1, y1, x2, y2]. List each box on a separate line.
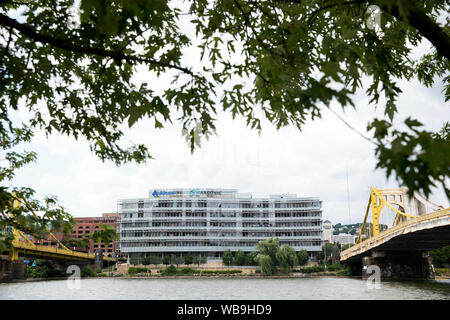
[26, 260, 65, 278]
[95, 268, 102, 273]
[27, 266, 48, 278]
[81, 266, 96, 278]
[200, 270, 242, 275]
[179, 267, 196, 275]
[160, 265, 177, 276]
[326, 264, 340, 271]
[337, 266, 352, 276]
[297, 266, 325, 273]
[128, 267, 138, 275]
[128, 267, 149, 275]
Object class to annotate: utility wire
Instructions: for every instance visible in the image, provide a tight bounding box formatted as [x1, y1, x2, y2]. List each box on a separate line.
[346, 165, 351, 225]
[327, 106, 378, 146]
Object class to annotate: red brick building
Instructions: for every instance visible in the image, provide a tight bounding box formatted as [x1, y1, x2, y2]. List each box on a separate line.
[34, 213, 120, 257]
[72, 213, 120, 256]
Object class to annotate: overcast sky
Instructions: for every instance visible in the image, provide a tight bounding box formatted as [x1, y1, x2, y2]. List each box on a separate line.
[7, 3, 450, 226]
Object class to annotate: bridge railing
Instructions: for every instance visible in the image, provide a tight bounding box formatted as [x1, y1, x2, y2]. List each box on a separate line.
[12, 241, 96, 259]
[341, 208, 450, 261]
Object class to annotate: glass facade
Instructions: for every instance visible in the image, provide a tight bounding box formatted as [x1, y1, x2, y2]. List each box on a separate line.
[118, 188, 322, 259]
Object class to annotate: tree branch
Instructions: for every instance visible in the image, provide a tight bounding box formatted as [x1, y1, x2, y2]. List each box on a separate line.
[275, 0, 450, 61]
[0, 13, 194, 75]
[374, 0, 450, 61]
[306, 0, 363, 26]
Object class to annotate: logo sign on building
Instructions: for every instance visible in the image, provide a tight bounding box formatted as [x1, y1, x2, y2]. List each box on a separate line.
[152, 190, 175, 197]
[189, 189, 199, 196]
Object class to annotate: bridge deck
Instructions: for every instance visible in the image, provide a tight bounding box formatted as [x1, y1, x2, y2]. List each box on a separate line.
[341, 208, 450, 262]
[2, 242, 117, 262]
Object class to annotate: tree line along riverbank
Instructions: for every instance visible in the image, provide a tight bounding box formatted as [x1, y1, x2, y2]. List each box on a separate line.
[122, 264, 353, 278]
[22, 262, 450, 281]
[23, 262, 353, 280]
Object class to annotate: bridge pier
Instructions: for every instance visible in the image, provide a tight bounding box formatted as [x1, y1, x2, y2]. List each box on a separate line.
[0, 259, 27, 282]
[347, 260, 362, 277]
[361, 250, 435, 280]
[94, 249, 104, 270]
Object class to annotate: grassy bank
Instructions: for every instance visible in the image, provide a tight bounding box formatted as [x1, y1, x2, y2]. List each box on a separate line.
[120, 265, 353, 278]
[435, 268, 450, 279]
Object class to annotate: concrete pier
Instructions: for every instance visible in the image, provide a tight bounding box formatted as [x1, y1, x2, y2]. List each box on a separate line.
[359, 250, 435, 280]
[0, 259, 27, 282]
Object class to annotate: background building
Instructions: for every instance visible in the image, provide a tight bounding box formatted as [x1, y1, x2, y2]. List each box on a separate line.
[322, 220, 333, 244]
[118, 188, 323, 260]
[34, 213, 120, 257]
[331, 233, 357, 245]
[72, 213, 120, 256]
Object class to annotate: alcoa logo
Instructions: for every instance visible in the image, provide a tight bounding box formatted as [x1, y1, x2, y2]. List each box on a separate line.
[152, 190, 175, 197]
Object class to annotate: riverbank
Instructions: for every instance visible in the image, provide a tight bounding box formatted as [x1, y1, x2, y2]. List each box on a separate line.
[120, 272, 355, 279]
[8, 272, 450, 283]
[1, 271, 356, 283]
[435, 268, 450, 280]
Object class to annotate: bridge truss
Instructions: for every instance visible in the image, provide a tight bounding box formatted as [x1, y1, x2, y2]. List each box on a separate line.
[356, 187, 445, 244]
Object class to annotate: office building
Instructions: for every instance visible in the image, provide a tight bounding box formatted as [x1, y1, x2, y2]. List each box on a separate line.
[118, 188, 322, 260]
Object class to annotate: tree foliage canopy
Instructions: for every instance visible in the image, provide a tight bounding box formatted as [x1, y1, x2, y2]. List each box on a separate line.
[0, 0, 449, 246]
[255, 237, 280, 274]
[234, 249, 247, 265]
[297, 249, 309, 266]
[222, 249, 233, 266]
[429, 245, 450, 267]
[276, 245, 298, 273]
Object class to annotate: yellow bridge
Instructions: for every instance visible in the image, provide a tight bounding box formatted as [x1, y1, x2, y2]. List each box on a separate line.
[340, 187, 450, 279]
[2, 229, 116, 263]
[1, 197, 116, 264]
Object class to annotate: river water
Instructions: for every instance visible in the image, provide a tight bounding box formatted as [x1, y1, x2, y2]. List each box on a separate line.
[1, 277, 449, 300]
